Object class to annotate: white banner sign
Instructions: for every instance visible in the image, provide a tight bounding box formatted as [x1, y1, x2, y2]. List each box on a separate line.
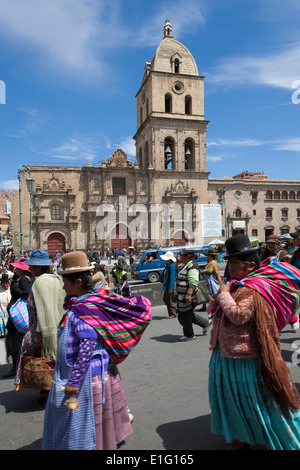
[201, 204, 222, 238]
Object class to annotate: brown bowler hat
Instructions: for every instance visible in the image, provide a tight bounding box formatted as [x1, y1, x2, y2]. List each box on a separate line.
[58, 251, 93, 275]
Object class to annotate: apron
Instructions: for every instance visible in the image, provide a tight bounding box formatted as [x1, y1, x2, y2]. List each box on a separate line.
[42, 311, 105, 450]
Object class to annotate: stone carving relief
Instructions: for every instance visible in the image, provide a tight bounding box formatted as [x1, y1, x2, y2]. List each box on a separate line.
[106, 149, 134, 168]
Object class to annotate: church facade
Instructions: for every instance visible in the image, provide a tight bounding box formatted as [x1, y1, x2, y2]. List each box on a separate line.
[12, 21, 300, 255]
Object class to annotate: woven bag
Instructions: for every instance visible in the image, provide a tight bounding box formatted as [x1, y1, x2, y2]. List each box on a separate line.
[21, 355, 56, 390]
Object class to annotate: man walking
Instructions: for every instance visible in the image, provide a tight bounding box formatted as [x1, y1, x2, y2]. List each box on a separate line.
[176, 249, 211, 341]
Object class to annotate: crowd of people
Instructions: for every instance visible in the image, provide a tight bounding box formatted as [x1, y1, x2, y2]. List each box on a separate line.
[0, 231, 300, 450]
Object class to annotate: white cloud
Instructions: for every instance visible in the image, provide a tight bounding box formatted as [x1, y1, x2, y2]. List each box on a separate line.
[0, 0, 208, 80]
[207, 135, 300, 155]
[50, 136, 99, 162]
[0, 179, 19, 190]
[206, 155, 223, 162]
[272, 138, 300, 152]
[208, 42, 300, 91]
[10, 108, 46, 138]
[208, 138, 266, 147]
[135, 0, 206, 46]
[0, 0, 107, 79]
[117, 136, 136, 157]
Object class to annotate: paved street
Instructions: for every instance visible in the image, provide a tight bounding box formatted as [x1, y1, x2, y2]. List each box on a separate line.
[0, 302, 299, 451]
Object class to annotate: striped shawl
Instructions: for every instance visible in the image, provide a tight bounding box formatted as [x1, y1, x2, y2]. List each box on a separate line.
[62, 290, 152, 363]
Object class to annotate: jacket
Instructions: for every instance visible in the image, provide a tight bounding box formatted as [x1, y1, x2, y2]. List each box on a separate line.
[208, 286, 278, 359]
[163, 262, 177, 291]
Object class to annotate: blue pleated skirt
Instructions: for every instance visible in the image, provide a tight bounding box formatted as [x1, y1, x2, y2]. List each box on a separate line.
[209, 345, 300, 450]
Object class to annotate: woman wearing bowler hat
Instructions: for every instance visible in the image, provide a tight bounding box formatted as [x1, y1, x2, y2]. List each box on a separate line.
[208, 234, 300, 450]
[42, 251, 136, 450]
[15, 250, 65, 391]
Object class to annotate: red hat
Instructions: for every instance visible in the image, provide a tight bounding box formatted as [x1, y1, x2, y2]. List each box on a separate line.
[9, 258, 30, 271]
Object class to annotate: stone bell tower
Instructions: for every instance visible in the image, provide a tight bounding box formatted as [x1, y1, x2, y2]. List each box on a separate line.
[134, 20, 209, 173]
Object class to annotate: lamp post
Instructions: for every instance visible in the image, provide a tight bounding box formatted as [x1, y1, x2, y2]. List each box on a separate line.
[220, 194, 228, 239]
[26, 177, 35, 255]
[18, 165, 31, 255]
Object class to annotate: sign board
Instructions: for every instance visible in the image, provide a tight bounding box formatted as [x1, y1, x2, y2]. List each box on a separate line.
[130, 283, 163, 307]
[201, 204, 222, 238]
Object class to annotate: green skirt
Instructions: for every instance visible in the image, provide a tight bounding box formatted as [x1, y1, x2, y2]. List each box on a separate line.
[208, 345, 300, 450]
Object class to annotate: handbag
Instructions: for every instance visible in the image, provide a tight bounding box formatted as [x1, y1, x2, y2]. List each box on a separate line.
[192, 279, 210, 306]
[20, 355, 56, 390]
[9, 298, 29, 333]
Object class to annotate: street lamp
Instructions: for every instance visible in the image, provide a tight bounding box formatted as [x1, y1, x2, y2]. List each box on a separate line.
[220, 194, 228, 239]
[26, 177, 35, 254]
[18, 165, 31, 255]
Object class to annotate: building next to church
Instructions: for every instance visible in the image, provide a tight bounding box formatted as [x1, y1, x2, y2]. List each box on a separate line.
[11, 21, 300, 256]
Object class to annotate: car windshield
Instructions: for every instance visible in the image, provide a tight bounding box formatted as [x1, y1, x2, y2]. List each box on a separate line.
[131, 251, 145, 266]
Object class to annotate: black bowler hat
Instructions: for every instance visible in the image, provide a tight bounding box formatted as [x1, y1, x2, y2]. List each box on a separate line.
[1, 274, 9, 284]
[224, 234, 260, 260]
[291, 229, 300, 238]
[180, 249, 195, 257]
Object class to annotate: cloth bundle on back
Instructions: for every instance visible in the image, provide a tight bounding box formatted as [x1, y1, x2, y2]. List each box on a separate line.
[43, 251, 152, 451]
[62, 290, 152, 364]
[209, 256, 300, 332]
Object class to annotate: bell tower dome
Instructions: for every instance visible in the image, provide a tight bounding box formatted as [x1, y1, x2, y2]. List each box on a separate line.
[134, 20, 209, 172]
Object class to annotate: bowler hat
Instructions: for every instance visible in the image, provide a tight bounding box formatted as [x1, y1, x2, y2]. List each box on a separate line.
[180, 249, 195, 257]
[207, 250, 218, 257]
[290, 229, 300, 238]
[224, 234, 260, 260]
[1, 274, 9, 284]
[58, 251, 93, 275]
[23, 250, 53, 266]
[266, 235, 280, 244]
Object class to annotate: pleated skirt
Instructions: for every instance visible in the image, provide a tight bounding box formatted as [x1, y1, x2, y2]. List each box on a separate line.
[208, 345, 300, 450]
[92, 372, 133, 450]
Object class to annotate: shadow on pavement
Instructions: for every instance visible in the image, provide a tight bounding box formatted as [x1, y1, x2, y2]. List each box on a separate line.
[156, 414, 266, 451]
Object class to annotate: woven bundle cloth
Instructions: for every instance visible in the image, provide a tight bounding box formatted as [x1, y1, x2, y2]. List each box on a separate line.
[209, 256, 300, 332]
[63, 290, 152, 363]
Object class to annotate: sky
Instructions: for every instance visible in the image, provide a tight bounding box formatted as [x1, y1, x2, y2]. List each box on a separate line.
[1, 0, 300, 190]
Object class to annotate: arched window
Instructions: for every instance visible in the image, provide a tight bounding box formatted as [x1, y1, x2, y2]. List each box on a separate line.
[184, 138, 195, 169]
[144, 141, 149, 169]
[274, 191, 280, 200]
[140, 107, 143, 125]
[174, 58, 180, 73]
[282, 191, 288, 200]
[266, 190, 273, 200]
[297, 191, 300, 200]
[290, 191, 296, 200]
[185, 95, 192, 115]
[235, 208, 242, 218]
[138, 148, 143, 169]
[165, 93, 172, 113]
[51, 204, 61, 221]
[164, 138, 175, 169]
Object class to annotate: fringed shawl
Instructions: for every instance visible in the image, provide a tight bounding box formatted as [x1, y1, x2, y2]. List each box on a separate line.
[209, 256, 300, 331]
[62, 290, 152, 364]
[209, 257, 300, 414]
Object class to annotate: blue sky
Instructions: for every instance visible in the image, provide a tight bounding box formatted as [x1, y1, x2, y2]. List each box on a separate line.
[1, 0, 300, 190]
